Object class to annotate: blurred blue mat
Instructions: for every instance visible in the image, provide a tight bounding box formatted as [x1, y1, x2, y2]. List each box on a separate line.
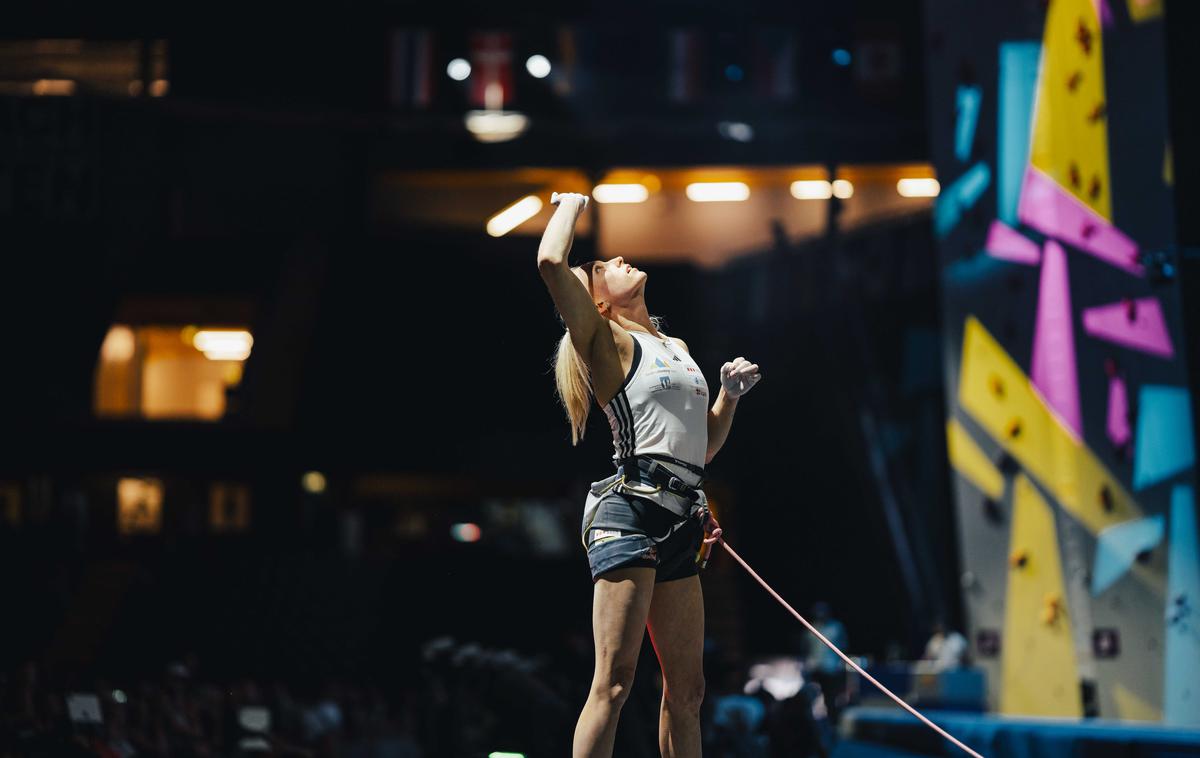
[839, 706, 1200, 757]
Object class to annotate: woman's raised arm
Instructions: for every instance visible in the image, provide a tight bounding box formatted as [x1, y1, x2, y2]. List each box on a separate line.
[537, 193, 603, 352]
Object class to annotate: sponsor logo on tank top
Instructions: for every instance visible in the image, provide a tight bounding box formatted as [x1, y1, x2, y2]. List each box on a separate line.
[650, 357, 681, 393]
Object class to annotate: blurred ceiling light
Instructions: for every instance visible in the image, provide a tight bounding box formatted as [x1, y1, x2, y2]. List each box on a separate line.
[447, 58, 471, 81]
[832, 48, 852, 67]
[192, 330, 254, 361]
[487, 195, 543, 237]
[525, 54, 551, 79]
[593, 184, 650, 204]
[686, 182, 750, 202]
[832, 179, 854, 199]
[100, 325, 136, 362]
[896, 178, 941, 197]
[149, 79, 169, 97]
[32, 79, 76, 96]
[717, 121, 754, 143]
[451, 522, 482, 543]
[464, 110, 529, 143]
[789, 180, 833, 200]
[127, 80, 144, 96]
[301, 471, 327, 494]
[724, 64, 745, 82]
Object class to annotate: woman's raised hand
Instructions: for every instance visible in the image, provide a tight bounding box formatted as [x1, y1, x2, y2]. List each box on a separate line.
[550, 192, 589, 217]
[537, 193, 589, 269]
[719, 357, 762, 398]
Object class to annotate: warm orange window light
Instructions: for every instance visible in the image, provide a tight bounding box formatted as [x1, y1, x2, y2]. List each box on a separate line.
[117, 478, 163, 535]
[32, 79, 76, 96]
[95, 324, 252, 421]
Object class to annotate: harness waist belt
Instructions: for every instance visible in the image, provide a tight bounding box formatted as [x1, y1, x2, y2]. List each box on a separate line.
[618, 456, 704, 502]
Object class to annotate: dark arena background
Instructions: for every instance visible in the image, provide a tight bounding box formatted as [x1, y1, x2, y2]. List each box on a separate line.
[1, 2, 1198, 757]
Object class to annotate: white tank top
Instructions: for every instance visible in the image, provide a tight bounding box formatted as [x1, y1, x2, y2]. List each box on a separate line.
[602, 330, 710, 470]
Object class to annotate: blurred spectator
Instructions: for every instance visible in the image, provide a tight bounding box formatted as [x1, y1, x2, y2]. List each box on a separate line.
[0, 633, 864, 756]
[802, 602, 849, 726]
[767, 682, 828, 758]
[0, 662, 428, 758]
[707, 664, 769, 758]
[922, 617, 969, 671]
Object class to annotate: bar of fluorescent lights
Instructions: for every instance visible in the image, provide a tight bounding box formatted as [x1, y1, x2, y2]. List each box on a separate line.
[685, 182, 750, 202]
[487, 196, 543, 237]
[593, 184, 650, 203]
[193, 330, 254, 361]
[790, 180, 833, 200]
[896, 178, 941, 197]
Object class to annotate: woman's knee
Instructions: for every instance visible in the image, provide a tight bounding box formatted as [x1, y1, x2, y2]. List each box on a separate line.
[664, 675, 705, 713]
[591, 662, 638, 707]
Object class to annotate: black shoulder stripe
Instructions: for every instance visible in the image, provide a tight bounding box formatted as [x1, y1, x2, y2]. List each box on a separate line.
[620, 335, 643, 391]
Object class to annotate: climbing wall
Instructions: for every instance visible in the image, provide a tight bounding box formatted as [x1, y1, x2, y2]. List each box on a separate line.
[1001, 474, 1083, 716]
[923, 0, 1199, 722]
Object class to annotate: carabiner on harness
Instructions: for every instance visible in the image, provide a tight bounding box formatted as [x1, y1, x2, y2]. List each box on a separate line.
[695, 509, 723, 569]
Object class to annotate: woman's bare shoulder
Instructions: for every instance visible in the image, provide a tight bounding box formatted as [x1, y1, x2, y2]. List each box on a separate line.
[664, 334, 690, 354]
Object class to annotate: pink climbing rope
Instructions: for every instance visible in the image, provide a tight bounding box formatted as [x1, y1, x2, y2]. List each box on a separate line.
[703, 524, 986, 758]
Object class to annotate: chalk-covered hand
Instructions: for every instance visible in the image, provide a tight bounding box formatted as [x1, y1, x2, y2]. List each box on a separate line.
[550, 192, 589, 215]
[719, 357, 762, 398]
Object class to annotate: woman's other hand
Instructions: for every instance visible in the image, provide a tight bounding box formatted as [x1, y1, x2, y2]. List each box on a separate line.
[719, 357, 762, 398]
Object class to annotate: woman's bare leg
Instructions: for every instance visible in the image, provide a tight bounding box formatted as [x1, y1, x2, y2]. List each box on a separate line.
[647, 574, 705, 758]
[573, 566, 656, 758]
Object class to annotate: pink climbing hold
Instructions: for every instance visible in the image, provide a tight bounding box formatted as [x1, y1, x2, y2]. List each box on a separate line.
[1107, 373, 1131, 449]
[1018, 166, 1143, 276]
[1031, 240, 1084, 440]
[1083, 297, 1175, 358]
[985, 220, 1041, 265]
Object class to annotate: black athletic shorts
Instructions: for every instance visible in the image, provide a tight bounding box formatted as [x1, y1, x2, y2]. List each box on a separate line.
[581, 473, 704, 583]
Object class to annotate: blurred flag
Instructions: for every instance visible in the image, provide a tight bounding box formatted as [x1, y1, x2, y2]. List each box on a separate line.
[668, 28, 703, 103]
[753, 29, 796, 102]
[388, 28, 434, 109]
[553, 26, 576, 97]
[470, 31, 514, 109]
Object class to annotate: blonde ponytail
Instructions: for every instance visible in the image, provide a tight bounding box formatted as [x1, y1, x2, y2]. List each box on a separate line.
[554, 331, 593, 445]
[553, 315, 666, 445]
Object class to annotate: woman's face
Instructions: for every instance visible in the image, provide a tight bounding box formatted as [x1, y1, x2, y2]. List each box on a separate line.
[574, 257, 647, 311]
